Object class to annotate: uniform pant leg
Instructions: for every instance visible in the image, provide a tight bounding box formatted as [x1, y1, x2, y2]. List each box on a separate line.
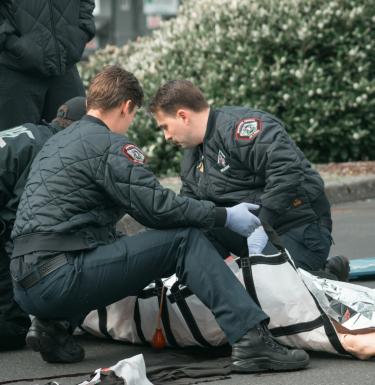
[263, 222, 332, 271]
[0, 65, 47, 131]
[203, 228, 248, 258]
[41, 65, 85, 122]
[15, 228, 268, 344]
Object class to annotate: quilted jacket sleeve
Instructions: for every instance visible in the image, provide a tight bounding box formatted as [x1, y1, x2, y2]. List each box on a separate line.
[101, 141, 226, 230]
[180, 176, 200, 199]
[233, 117, 306, 227]
[79, 0, 95, 40]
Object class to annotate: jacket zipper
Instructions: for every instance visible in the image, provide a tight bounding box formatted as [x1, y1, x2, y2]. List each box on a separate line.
[47, 0, 62, 73]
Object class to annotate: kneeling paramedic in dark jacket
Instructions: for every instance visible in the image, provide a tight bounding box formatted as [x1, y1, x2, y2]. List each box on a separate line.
[149, 80, 344, 278]
[0, 97, 86, 351]
[10, 66, 309, 373]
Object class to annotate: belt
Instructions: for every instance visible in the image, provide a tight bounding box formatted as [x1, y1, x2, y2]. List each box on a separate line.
[15, 253, 68, 290]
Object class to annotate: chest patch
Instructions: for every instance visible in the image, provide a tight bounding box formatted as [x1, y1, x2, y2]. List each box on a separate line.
[217, 150, 226, 167]
[235, 118, 262, 141]
[122, 144, 146, 164]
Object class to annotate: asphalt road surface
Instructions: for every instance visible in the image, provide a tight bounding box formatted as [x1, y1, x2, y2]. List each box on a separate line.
[1, 199, 374, 385]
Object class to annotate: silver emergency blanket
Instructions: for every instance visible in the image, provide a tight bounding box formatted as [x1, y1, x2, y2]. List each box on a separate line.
[300, 269, 375, 331]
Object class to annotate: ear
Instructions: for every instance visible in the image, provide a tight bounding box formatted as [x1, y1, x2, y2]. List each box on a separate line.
[176, 108, 189, 124]
[121, 100, 134, 115]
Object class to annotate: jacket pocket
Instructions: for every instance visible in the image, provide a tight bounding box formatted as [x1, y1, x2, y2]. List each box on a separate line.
[39, 260, 79, 301]
[3, 31, 48, 75]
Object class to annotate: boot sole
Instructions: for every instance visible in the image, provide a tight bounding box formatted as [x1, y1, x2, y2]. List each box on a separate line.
[26, 329, 84, 363]
[231, 356, 309, 373]
[26, 329, 55, 353]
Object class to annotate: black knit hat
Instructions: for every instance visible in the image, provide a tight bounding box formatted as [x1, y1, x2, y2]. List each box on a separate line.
[56, 96, 86, 121]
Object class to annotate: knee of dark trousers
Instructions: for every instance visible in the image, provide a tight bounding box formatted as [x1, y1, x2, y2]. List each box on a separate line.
[173, 227, 225, 277]
[172, 228, 205, 262]
[274, 223, 331, 271]
[204, 228, 247, 258]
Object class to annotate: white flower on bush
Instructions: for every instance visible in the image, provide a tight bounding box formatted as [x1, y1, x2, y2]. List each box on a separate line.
[352, 132, 360, 140]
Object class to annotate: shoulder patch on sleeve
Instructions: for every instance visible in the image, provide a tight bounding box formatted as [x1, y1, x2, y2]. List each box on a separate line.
[235, 118, 262, 141]
[121, 143, 146, 164]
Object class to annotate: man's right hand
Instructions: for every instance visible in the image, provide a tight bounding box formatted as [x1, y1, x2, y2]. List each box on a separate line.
[225, 203, 260, 237]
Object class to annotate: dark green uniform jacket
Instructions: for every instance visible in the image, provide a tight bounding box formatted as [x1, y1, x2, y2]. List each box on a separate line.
[0, 0, 95, 76]
[180, 107, 331, 234]
[11, 116, 226, 256]
[0, 122, 63, 235]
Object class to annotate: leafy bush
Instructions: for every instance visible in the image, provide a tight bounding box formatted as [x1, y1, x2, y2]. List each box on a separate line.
[79, 0, 375, 175]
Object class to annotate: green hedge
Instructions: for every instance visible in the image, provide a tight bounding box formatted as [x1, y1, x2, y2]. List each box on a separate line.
[79, 0, 375, 175]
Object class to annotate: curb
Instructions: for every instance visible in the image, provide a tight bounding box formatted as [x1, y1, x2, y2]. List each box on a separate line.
[325, 176, 375, 205]
[158, 175, 375, 205]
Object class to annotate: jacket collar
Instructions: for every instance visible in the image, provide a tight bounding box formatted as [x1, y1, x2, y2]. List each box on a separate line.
[204, 108, 217, 142]
[82, 114, 110, 130]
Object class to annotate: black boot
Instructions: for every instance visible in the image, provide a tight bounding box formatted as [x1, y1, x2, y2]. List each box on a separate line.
[324, 255, 350, 281]
[26, 318, 85, 363]
[231, 323, 309, 373]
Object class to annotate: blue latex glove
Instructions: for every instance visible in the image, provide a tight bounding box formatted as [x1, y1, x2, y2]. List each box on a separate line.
[247, 226, 268, 254]
[225, 203, 260, 237]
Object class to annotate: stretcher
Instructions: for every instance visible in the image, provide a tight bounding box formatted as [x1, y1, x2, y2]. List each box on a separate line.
[349, 257, 375, 280]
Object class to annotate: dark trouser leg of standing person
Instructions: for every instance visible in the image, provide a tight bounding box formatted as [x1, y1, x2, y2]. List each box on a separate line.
[13, 228, 309, 371]
[0, 65, 85, 131]
[0, 65, 46, 130]
[0, 242, 30, 351]
[41, 65, 85, 123]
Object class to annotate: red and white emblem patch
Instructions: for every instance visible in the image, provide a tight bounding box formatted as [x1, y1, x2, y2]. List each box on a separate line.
[122, 144, 146, 164]
[235, 118, 262, 141]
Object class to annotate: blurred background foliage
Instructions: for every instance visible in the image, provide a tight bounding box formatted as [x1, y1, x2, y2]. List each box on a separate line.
[79, 0, 375, 175]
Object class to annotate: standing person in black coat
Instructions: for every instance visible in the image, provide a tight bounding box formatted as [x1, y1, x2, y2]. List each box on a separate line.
[0, 0, 95, 131]
[0, 96, 86, 350]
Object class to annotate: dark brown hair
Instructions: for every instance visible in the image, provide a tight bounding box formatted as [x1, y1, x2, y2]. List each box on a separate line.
[51, 105, 76, 128]
[51, 116, 75, 128]
[87, 65, 144, 111]
[149, 80, 208, 115]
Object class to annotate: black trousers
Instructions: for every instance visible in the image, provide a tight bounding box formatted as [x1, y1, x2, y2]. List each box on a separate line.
[13, 228, 268, 344]
[0, 238, 30, 350]
[0, 65, 85, 131]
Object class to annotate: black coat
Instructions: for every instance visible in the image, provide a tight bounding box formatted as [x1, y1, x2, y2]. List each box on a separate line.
[180, 107, 331, 234]
[0, 121, 63, 233]
[0, 0, 95, 76]
[11, 116, 226, 256]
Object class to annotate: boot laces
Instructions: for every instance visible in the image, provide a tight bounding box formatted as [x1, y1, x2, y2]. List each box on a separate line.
[258, 324, 288, 353]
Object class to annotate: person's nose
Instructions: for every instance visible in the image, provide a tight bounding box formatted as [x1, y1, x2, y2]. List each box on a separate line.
[164, 131, 172, 141]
